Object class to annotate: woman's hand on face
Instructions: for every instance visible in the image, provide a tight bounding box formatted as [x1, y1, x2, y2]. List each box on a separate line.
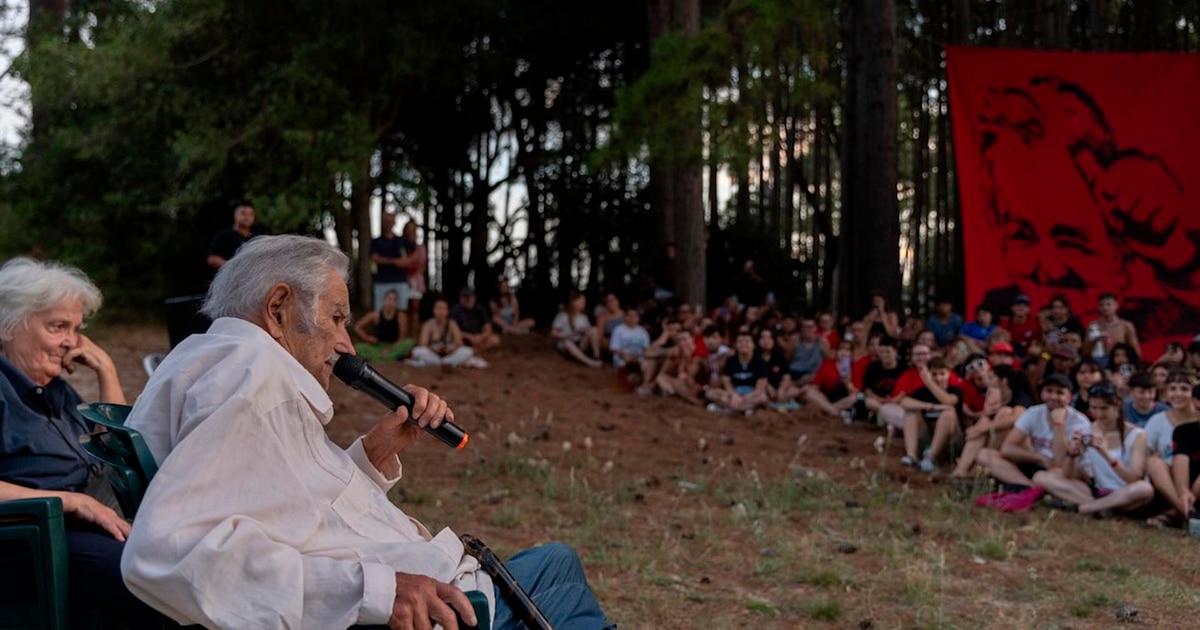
[62, 492, 130, 541]
[61, 334, 115, 375]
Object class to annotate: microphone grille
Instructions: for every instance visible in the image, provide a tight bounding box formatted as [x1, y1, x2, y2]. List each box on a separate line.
[332, 353, 368, 384]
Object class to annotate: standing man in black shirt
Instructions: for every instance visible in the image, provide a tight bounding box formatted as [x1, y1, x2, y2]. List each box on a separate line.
[207, 201, 256, 272]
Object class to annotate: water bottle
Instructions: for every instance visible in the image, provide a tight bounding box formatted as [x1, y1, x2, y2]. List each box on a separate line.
[838, 356, 852, 379]
[1089, 323, 1106, 361]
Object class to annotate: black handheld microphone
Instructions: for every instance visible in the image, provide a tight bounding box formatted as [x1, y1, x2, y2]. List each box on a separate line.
[332, 354, 469, 450]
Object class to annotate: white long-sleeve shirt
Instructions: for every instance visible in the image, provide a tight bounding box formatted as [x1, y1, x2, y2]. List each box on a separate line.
[122, 317, 492, 629]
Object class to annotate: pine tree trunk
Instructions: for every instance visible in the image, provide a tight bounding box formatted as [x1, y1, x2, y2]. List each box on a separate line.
[351, 156, 374, 312]
[842, 0, 900, 319]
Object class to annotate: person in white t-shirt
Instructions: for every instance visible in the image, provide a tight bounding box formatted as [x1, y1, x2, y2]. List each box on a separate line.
[1143, 369, 1200, 527]
[609, 309, 651, 369]
[1033, 382, 1153, 515]
[551, 291, 602, 368]
[976, 373, 1093, 511]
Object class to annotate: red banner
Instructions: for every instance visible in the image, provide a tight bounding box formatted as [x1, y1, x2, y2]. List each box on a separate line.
[948, 46, 1200, 361]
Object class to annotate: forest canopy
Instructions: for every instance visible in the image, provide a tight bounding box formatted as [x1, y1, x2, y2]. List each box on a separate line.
[2, 0, 1199, 321]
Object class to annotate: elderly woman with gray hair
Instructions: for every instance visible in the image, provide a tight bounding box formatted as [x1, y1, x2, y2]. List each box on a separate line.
[0, 257, 167, 627]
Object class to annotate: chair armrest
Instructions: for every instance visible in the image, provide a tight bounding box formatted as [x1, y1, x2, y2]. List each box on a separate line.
[0, 496, 65, 523]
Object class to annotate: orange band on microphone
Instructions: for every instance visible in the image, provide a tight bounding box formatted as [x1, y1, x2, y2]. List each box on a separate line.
[456, 433, 469, 450]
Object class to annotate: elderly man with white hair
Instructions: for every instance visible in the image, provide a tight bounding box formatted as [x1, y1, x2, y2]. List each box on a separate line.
[0, 257, 168, 628]
[122, 235, 614, 630]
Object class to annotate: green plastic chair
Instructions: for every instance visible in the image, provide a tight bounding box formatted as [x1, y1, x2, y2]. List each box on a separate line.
[77, 403, 159, 519]
[0, 497, 69, 630]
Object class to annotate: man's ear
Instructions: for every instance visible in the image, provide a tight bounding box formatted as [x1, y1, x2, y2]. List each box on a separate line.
[262, 284, 292, 339]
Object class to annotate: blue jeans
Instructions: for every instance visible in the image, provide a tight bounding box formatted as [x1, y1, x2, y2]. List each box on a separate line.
[493, 543, 615, 630]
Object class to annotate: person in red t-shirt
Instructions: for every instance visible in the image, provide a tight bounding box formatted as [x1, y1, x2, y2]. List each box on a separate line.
[959, 354, 991, 417]
[805, 340, 864, 419]
[817, 312, 842, 351]
[880, 342, 963, 434]
[999, 295, 1041, 358]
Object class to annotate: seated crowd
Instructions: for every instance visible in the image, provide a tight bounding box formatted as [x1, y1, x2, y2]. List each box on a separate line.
[6, 243, 1200, 627]
[530, 278, 1200, 527]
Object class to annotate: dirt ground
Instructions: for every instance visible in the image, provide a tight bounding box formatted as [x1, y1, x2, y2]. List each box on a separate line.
[75, 324, 1200, 629]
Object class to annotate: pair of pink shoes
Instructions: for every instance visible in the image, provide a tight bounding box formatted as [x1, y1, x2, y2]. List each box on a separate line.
[974, 486, 1045, 512]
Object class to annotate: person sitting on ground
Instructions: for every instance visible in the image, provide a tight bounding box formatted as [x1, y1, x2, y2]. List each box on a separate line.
[1060, 330, 1085, 361]
[987, 341, 1019, 368]
[1123, 370, 1168, 428]
[915, 330, 939, 356]
[847, 320, 871, 360]
[899, 357, 964, 472]
[1158, 342, 1186, 367]
[1107, 343, 1139, 377]
[878, 342, 960, 434]
[676, 303, 702, 333]
[1044, 345, 1079, 382]
[786, 317, 829, 386]
[897, 316, 925, 345]
[959, 305, 997, 355]
[1084, 292, 1142, 365]
[1022, 352, 1046, 393]
[551, 291, 603, 368]
[635, 318, 681, 393]
[859, 336, 908, 422]
[1187, 341, 1200, 373]
[1047, 294, 1085, 338]
[816, 312, 841, 350]
[450, 286, 500, 353]
[1151, 361, 1177, 401]
[804, 339, 864, 420]
[756, 328, 799, 408]
[957, 353, 991, 421]
[861, 291, 901, 339]
[1033, 382, 1154, 516]
[609, 308, 651, 373]
[0, 258, 169, 629]
[951, 365, 1034, 480]
[1000, 294, 1040, 357]
[704, 330, 770, 415]
[411, 296, 479, 368]
[651, 330, 705, 406]
[352, 288, 415, 362]
[489, 278, 535, 335]
[1069, 358, 1106, 414]
[1142, 370, 1200, 528]
[122, 235, 614, 628]
[975, 373, 1093, 511]
[593, 292, 624, 349]
[926, 296, 964, 349]
[1169, 383, 1200, 526]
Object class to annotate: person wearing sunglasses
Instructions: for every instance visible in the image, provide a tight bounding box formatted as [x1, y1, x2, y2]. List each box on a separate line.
[1033, 382, 1153, 515]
